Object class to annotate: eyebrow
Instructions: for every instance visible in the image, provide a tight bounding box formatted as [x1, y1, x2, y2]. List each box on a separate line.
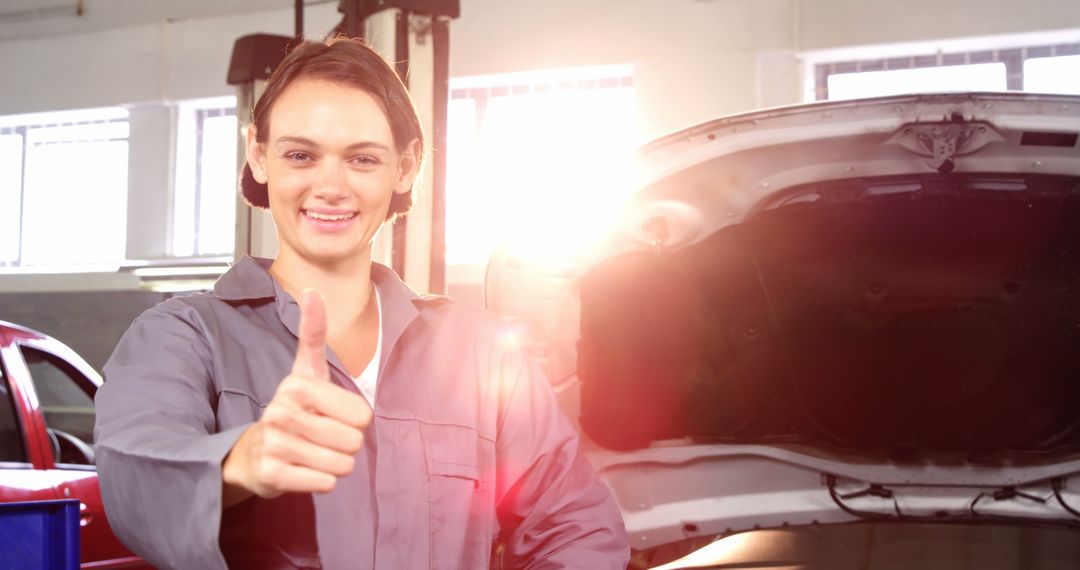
[274, 136, 391, 152]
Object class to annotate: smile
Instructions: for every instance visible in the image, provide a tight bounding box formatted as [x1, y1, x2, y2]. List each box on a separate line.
[300, 209, 360, 233]
[303, 210, 357, 222]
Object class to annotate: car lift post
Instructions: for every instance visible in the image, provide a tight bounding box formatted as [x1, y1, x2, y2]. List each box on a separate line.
[227, 0, 459, 294]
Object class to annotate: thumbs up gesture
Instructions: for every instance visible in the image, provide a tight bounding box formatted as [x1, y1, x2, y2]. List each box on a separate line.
[222, 289, 373, 503]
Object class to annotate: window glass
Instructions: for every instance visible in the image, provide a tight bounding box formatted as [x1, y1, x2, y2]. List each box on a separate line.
[21, 135, 128, 267]
[0, 133, 23, 263]
[173, 98, 238, 258]
[0, 115, 130, 269]
[826, 63, 1007, 100]
[21, 346, 96, 466]
[197, 114, 239, 255]
[0, 363, 28, 463]
[446, 69, 640, 266]
[1024, 55, 1080, 95]
[173, 106, 198, 258]
[444, 98, 481, 265]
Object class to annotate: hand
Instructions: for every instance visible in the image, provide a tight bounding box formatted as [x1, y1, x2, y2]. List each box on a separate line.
[222, 289, 372, 504]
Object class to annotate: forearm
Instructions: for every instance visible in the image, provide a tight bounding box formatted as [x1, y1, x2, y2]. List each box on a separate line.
[498, 444, 629, 568]
[495, 351, 630, 568]
[96, 424, 248, 570]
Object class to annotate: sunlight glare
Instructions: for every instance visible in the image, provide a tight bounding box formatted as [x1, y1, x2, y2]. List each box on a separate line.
[446, 71, 639, 266]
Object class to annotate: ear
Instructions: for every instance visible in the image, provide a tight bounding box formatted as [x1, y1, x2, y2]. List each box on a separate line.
[245, 123, 268, 184]
[394, 138, 421, 195]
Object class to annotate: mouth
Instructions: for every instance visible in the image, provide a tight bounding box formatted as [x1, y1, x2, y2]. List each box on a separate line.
[301, 208, 359, 231]
[303, 209, 356, 221]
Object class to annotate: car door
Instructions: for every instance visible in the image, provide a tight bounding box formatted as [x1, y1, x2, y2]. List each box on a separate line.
[0, 336, 60, 505]
[10, 336, 145, 568]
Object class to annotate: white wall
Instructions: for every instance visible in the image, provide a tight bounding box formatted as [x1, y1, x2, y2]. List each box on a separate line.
[5, 0, 1080, 134]
[448, 0, 1080, 138]
[0, 4, 341, 113]
[798, 0, 1080, 50]
[451, 0, 797, 137]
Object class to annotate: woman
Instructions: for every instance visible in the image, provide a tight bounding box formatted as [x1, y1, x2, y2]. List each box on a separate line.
[95, 37, 629, 569]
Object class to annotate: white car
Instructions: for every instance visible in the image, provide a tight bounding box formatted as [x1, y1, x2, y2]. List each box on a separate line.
[486, 92, 1080, 569]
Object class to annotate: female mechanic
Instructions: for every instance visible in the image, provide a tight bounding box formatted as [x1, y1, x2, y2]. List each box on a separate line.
[94, 36, 629, 570]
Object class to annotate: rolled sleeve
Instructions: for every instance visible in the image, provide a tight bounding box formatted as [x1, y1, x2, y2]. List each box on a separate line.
[94, 302, 244, 570]
[494, 348, 630, 569]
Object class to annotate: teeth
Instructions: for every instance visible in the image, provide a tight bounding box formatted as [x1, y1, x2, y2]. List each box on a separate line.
[305, 211, 354, 221]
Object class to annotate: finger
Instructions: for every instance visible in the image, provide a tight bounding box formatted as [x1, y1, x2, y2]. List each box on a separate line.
[292, 288, 329, 380]
[296, 414, 366, 454]
[278, 376, 373, 430]
[262, 428, 357, 477]
[263, 398, 367, 454]
[254, 458, 338, 496]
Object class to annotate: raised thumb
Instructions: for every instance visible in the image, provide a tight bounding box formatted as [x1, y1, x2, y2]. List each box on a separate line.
[292, 288, 330, 380]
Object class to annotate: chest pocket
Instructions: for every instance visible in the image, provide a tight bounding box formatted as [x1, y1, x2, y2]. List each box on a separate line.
[420, 422, 495, 570]
[213, 349, 292, 427]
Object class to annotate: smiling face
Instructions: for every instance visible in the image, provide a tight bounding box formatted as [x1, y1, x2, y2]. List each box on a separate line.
[245, 78, 418, 270]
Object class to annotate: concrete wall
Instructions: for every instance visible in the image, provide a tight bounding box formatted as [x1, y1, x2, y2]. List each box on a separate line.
[0, 290, 168, 372]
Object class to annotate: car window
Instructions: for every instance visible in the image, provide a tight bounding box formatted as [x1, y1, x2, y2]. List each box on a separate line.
[0, 361, 28, 463]
[20, 346, 96, 466]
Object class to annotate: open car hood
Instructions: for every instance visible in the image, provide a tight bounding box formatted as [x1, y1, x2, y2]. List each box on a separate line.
[484, 93, 1080, 560]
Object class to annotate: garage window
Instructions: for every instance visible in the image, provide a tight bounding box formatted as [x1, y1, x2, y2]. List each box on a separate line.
[1023, 54, 1080, 95]
[0, 107, 129, 271]
[813, 42, 1080, 100]
[172, 97, 238, 257]
[826, 63, 1007, 101]
[445, 66, 640, 266]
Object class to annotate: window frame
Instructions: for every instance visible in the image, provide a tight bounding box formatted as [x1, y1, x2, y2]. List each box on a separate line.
[0, 127, 27, 266]
[0, 345, 33, 469]
[0, 341, 47, 469]
[17, 343, 98, 470]
[810, 41, 1080, 101]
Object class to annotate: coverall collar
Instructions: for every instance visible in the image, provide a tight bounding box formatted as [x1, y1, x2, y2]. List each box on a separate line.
[213, 255, 449, 377]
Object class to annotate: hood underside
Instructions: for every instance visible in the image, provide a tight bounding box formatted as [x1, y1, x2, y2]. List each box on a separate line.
[618, 93, 1080, 254]
[580, 172, 1080, 458]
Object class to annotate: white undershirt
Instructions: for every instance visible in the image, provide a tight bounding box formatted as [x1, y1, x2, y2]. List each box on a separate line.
[351, 285, 381, 407]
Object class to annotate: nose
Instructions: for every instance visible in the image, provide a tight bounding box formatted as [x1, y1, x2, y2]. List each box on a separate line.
[312, 159, 348, 202]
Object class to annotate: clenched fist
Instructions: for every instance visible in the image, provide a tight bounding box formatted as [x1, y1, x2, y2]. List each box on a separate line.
[222, 289, 372, 505]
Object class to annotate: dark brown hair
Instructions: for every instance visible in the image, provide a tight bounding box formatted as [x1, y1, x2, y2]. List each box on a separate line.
[239, 36, 424, 221]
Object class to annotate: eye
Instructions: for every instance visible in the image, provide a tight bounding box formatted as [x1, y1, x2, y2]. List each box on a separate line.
[350, 154, 383, 167]
[284, 150, 314, 162]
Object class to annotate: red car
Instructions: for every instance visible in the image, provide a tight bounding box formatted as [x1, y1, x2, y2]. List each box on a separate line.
[0, 320, 147, 568]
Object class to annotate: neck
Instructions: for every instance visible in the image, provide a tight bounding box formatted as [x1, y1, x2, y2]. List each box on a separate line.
[269, 247, 377, 332]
